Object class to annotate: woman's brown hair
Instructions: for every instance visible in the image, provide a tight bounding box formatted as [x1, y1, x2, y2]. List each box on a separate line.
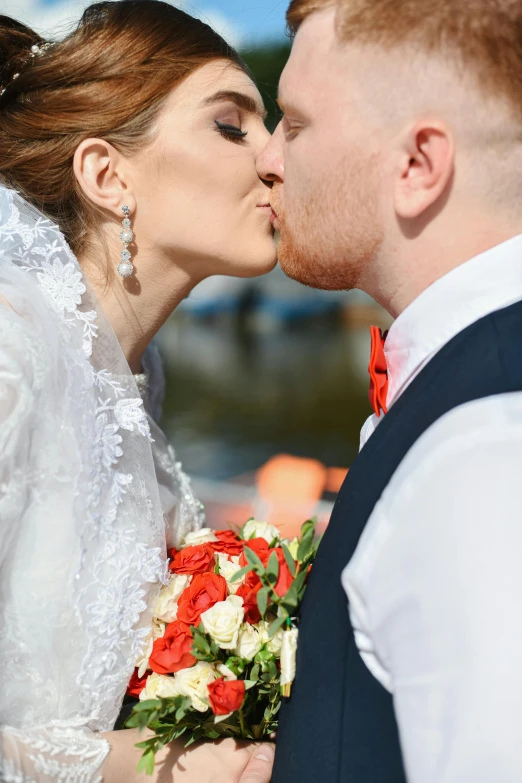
[0, 0, 244, 254]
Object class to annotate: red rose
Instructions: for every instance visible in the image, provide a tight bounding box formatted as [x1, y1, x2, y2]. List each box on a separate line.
[149, 621, 197, 674]
[211, 529, 244, 556]
[243, 540, 295, 590]
[239, 537, 271, 567]
[127, 668, 148, 697]
[169, 544, 215, 575]
[207, 677, 245, 715]
[177, 572, 228, 626]
[236, 571, 262, 624]
[272, 548, 295, 597]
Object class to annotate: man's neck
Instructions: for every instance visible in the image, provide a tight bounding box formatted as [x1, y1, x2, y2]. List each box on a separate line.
[368, 217, 522, 319]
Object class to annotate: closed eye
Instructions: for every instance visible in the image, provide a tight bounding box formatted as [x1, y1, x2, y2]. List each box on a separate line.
[282, 115, 302, 141]
[215, 120, 248, 143]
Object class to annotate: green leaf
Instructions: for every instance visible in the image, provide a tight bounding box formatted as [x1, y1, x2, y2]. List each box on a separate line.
[257, 586, 269, 618]
[244, 546, 264, 572]
[135, 740, 156, 751]
[229, 565, 252, 583]
[175, 705, 187, 721]
[292, 566, 309, 596]
[297, 521, 315, 562]
[267, 660, 278, 680]
[239, 517, 255, 540]
[266, 551, 279, 585]
[192, 634, 210, 654]
[136, 749, 156, 777]
[250, 663, 260, 682]
[280, 581, 299, 611]
[225, 656, 246, 675]
[301, 517, 317, 536]
[281, 543, 297, 578]
[268, 614, 287, 638]
[281, 572, 308, 614]
[255, 648, 274, 664]
[132, 699, 161, 712]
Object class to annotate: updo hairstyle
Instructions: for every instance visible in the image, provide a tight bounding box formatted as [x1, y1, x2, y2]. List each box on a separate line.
[0, 0, 243, 254]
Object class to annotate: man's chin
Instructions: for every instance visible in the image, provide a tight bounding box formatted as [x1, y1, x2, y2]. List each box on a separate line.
[277, 249, 351, 292]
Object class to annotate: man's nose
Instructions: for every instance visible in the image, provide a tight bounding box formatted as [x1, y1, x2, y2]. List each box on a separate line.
[256, 121, 285, 184]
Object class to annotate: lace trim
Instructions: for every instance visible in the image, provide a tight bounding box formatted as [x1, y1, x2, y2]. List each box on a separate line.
[4, 724, 110, 783]
[134, 346, 205, 547]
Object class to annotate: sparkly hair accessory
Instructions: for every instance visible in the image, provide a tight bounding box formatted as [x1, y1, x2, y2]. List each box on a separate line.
[0, 41, 54, 97]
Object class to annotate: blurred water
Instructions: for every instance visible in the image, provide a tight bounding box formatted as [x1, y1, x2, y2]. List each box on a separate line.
[157, 313, 378, 481]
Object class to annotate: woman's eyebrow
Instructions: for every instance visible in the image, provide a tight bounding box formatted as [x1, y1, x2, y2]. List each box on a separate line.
[203, 90, 268, 120]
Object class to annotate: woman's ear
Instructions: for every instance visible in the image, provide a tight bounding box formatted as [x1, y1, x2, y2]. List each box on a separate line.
[394, 120, 454, 220]
[73, 138, 136, 217]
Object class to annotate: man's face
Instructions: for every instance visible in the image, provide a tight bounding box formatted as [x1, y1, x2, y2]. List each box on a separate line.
[258, 9, 384, 291]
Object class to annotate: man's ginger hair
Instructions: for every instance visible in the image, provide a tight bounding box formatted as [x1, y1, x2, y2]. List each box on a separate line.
[286, 0, 522, 121]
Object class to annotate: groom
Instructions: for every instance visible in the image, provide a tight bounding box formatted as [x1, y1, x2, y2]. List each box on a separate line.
[257, 1, 522, 781]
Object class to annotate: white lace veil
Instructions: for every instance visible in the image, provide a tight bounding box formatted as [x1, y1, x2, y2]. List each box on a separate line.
[0, 184, 175, 781]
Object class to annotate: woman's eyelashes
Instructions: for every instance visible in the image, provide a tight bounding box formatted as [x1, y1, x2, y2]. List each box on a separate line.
[215, 119, 248, 143]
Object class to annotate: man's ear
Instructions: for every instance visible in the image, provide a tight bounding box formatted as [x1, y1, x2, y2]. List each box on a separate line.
[73, 138, 136, 218]
[394, 120, 454, 220]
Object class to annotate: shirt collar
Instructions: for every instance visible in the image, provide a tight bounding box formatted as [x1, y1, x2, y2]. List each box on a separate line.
[385, 234, 522, 407]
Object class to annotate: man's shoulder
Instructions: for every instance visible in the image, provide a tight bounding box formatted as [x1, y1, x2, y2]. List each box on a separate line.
[346, 391, 522, 597]
[354, 393, 522, 551]
[393, 391, 522, 491]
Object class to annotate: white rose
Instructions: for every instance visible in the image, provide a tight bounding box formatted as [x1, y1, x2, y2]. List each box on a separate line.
[154, 574, 191, 623]
[139, 672, 181, 701]
[175, 661, 216, 712]
[216, 662, 237, 680]
[201, 595, 244, 650]
[180, 527, 218, 548]
[258, 622, 284, 657]
[136, 619, 167, 677]
[217, 553, 244, 594]
[234, 623, 263, 661]
[242, 519, 280, 545]
[280, 627, 299, 690]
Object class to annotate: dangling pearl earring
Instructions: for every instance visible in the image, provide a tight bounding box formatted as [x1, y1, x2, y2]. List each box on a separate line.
[117, 205, 134, 277]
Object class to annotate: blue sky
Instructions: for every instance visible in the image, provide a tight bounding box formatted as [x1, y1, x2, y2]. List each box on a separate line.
[20, 0, 290, 45]
[192, 0, 288, 41]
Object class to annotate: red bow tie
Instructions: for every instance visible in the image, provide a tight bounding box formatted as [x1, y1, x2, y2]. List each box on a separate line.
[368, 325, 388, 418]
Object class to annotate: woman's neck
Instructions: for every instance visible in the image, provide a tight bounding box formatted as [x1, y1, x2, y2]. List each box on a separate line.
[80, 248, 200, 373]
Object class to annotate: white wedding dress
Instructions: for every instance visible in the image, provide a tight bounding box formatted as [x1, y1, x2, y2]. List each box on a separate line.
[0, 185, 204, 781]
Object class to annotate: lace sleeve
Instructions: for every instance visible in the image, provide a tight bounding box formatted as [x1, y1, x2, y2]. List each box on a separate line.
[0, 185, 169, 782]
[0, 298, 109, 782]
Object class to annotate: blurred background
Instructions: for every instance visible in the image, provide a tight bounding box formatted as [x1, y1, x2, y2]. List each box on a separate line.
[7, 0, 392, 533]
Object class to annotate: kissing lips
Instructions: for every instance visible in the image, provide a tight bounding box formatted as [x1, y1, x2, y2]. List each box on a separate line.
[269, 207, 280, 230]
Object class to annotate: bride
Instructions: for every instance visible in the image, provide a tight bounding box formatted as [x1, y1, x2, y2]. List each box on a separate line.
[0, 1, 278, 780]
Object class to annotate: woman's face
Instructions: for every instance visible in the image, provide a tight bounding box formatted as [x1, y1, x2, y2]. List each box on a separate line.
[130, 60, 277, 280]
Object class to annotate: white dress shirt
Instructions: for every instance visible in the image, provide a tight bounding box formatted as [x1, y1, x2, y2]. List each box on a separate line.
[342, 235, 522, 783]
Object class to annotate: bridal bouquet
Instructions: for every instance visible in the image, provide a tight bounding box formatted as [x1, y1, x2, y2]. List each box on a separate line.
[125, 518, 320, 775]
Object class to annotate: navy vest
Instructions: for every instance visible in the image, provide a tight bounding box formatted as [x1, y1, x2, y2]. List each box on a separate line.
[272, 299, 522, 782]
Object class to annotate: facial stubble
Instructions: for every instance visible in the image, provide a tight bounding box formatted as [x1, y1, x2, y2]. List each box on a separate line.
[275, 152, 383, 291]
